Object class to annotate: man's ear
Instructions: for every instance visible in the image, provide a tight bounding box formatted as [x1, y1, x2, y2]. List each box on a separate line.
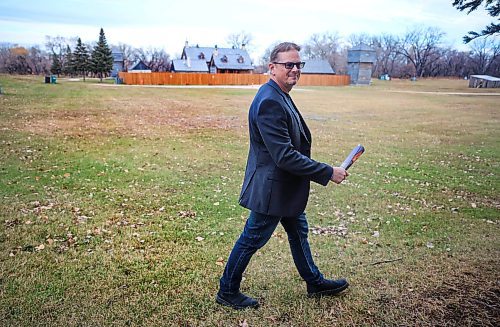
[268, 63, 275, 75]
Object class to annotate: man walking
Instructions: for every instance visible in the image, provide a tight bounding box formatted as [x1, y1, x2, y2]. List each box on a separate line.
[216, 42, 349, 310]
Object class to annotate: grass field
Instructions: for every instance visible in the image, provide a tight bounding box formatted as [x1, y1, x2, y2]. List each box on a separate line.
[0, 75, 499, 326]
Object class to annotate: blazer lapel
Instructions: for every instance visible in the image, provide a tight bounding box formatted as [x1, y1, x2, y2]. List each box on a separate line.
[267, 80, 310, 144]
[287, 96, 312, 144]
[282, 95, 310, 144]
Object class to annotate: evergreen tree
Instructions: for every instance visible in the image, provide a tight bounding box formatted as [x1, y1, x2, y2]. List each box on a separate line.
[73, 37, 90, 81]
[62, 45, 75, 77]
[50, 52, 62, 76]
[91, 28, 114, 82]
[453, 0, 500, 43]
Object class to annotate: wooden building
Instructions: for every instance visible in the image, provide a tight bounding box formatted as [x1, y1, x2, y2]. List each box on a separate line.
[468, 75, 500, 88]
[209, 46, 254, 74]
[301, 59, 335, 74]
[347, 44, 376, 85]
[179, 42, 254, 74]
[128, 60, 151, 73]
[111, 49, 124, 77]
[171, 58, 209, 73]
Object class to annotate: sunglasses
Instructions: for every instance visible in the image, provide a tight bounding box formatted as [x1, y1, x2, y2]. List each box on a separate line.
[273, 61, 305, 69]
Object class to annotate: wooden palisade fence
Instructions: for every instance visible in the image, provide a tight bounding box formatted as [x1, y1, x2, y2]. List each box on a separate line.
[118, 72, 350, 87]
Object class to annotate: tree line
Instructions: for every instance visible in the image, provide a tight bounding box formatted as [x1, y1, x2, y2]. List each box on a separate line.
[49, 28, 113, 82]
[295, 27, 499, 78]
[1, 28, 115, 82]
[0, 26, 498, 79]
[254, 26, 498, 78]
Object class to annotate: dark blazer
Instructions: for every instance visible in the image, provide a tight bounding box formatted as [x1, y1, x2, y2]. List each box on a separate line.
[239, 79, 333, 217]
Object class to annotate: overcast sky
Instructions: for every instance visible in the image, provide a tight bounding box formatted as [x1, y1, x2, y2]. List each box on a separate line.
[0, 0, 496, 61]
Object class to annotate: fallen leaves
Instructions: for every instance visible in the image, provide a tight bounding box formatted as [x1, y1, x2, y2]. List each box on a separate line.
[4, 219, 21, 228]
[310, 225, 348, 237]
[178, 210, 196, 218]
[35, 244, 45, 251]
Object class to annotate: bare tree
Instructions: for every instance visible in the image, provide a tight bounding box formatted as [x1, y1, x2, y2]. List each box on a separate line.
[303, 31, 342, 71]
[397, 27, 445, 77]
[226, 31, 253, 50]
[0, 43, 11, 73]
[428, 48, 472, 77]
[375, 34, 404, 77]
[148, 48, 170, 72]
[45, 36, 67, 57]
[468, 37, 500, 74]
[27, 46, 50, 75]
[133, 47, 170, 72]
[303, 32, 341, 59]
[347, 33, 374, 47]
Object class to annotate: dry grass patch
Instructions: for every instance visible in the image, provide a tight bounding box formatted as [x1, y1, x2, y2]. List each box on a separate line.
[0, 75, 498, 326]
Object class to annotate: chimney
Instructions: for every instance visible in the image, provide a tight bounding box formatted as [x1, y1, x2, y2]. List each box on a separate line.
[241, 43, 246, 50]
[213, 45, 218, 57]
[185, 40, 189, 48]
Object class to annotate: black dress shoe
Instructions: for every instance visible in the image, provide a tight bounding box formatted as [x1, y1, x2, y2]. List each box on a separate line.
[216, 291, 259, 310]
[307, 278, 349, 297]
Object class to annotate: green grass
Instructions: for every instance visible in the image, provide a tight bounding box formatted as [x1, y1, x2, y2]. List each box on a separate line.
[0, 75, 499, 326]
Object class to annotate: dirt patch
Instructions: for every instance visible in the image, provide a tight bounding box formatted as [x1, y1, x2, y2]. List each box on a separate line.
[21, 97, 244, 138]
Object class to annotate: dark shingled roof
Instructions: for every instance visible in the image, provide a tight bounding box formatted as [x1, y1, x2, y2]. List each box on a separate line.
[128, 60, 150, 71]
[210, 48, 253, 70]
[182, 47, 214, 63]
[301, 59, 334, 74]
[171, 59, 209, 72]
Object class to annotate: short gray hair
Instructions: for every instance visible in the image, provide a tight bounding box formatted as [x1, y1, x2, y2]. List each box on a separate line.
[270, 42, 301, 62]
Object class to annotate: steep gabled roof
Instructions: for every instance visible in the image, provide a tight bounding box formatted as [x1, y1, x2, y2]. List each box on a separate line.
[128, 60, 150, 71]
[182, 46, 215, 63]
[210, 48, 253, 70]
[172, 59, 209, 72]
[301, 59, 334, 74]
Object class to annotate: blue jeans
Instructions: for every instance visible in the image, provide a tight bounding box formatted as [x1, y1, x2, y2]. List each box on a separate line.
[219, 211, 324, 293]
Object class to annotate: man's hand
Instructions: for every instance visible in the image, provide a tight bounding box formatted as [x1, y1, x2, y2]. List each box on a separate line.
[330, 166, 349, 184]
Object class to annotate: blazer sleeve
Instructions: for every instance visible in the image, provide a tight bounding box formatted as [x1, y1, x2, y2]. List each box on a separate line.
[256, 98, 333, 185]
